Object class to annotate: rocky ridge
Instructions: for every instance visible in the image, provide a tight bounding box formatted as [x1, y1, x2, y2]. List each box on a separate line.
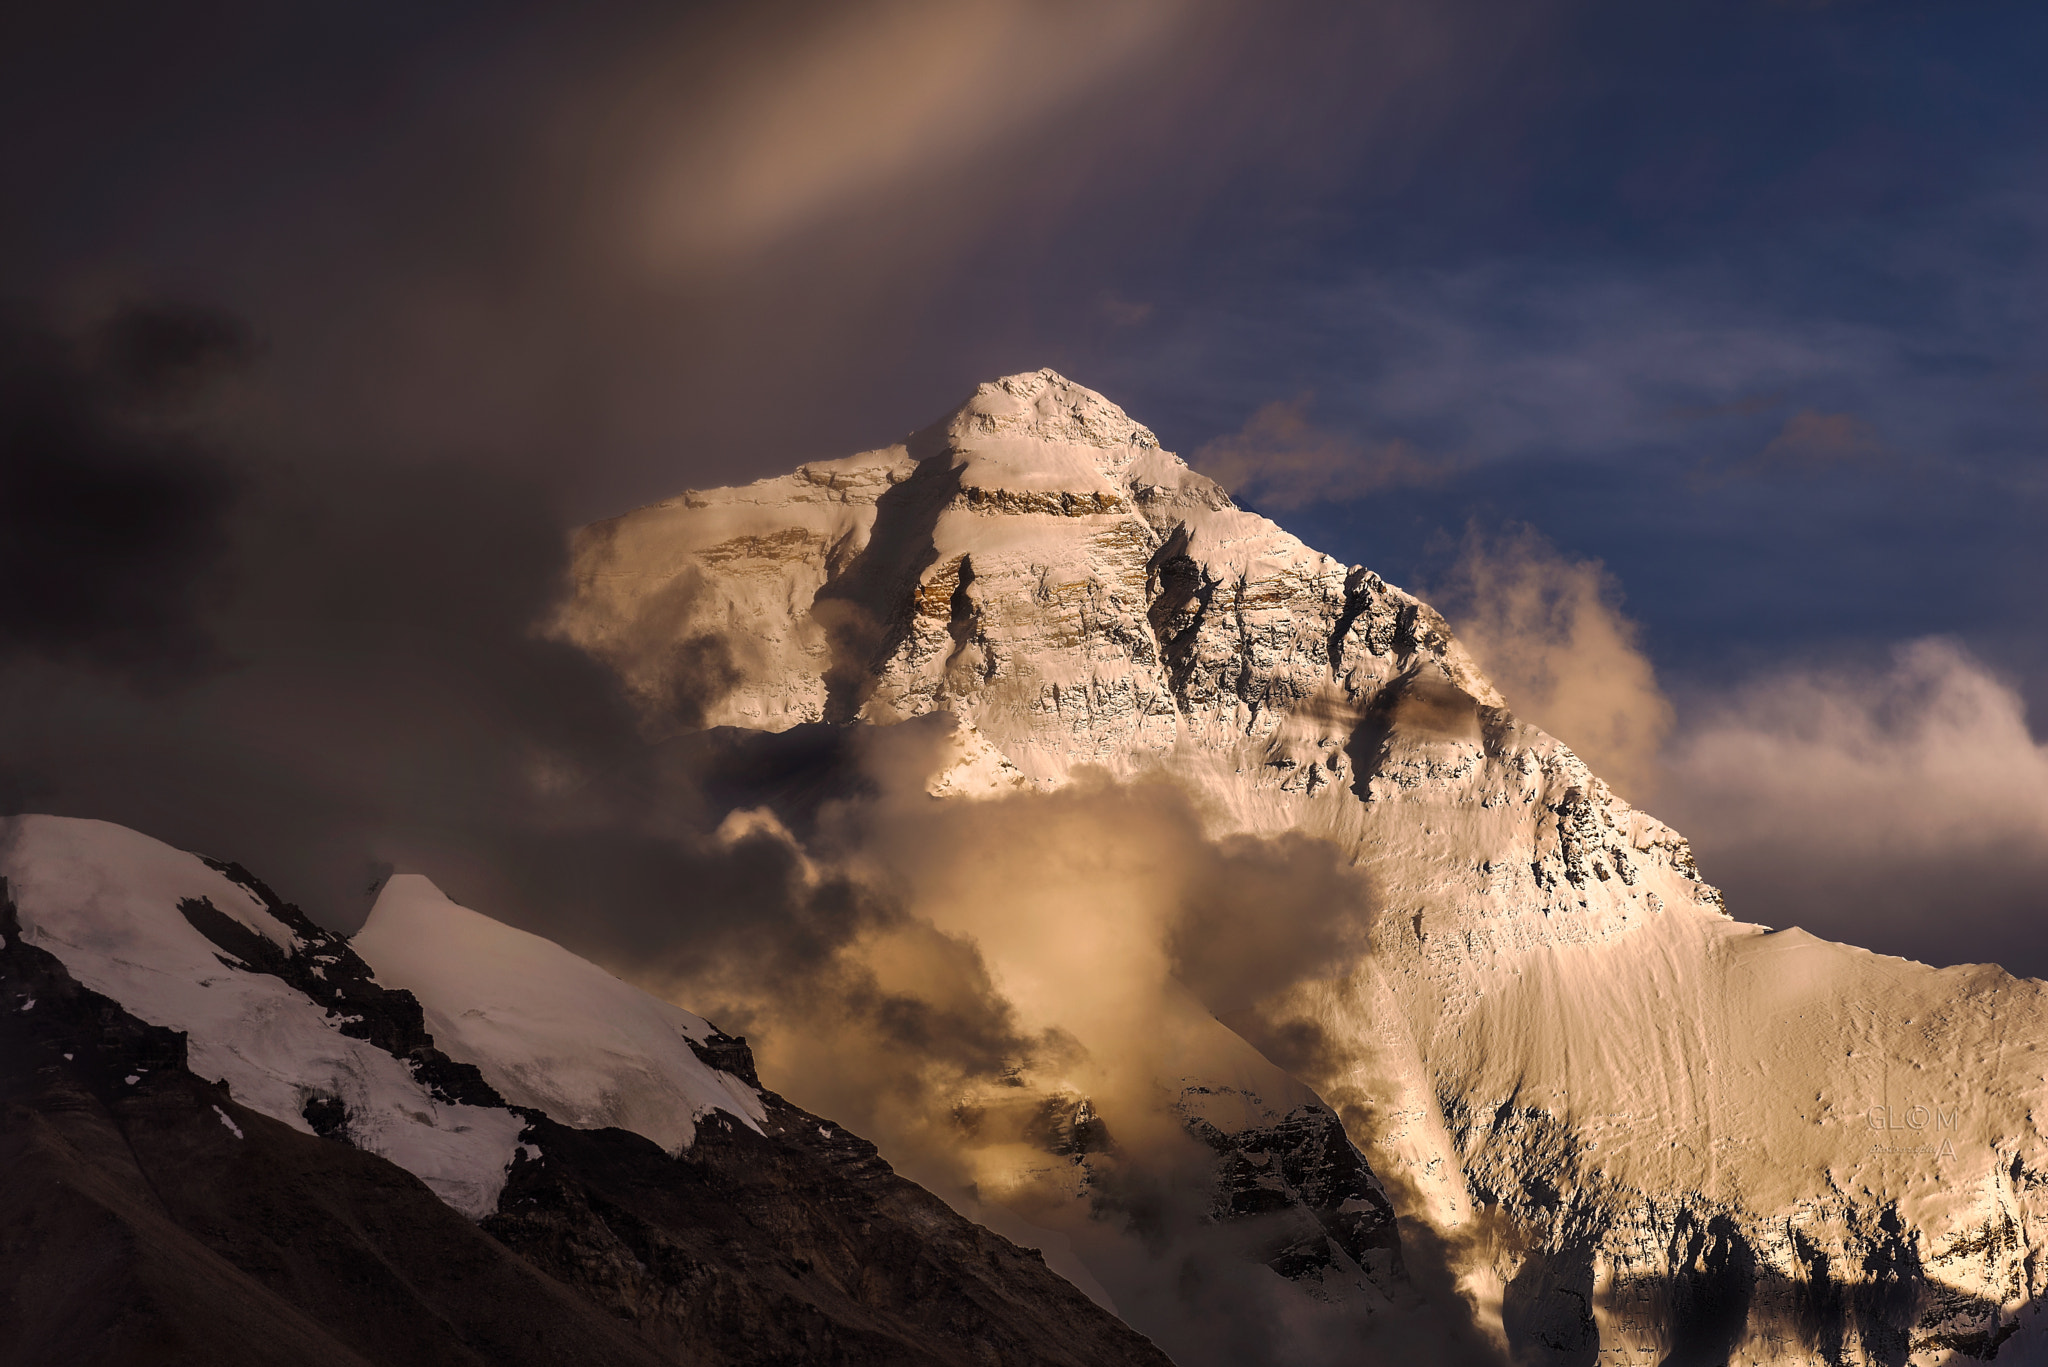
[560, 369, 2048, 1364]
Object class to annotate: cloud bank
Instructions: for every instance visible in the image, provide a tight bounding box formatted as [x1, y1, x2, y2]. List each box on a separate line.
[1434, 524, 2048, 976]
[1660, 639, 2048, 975]
[625, 728, 1507, 1367]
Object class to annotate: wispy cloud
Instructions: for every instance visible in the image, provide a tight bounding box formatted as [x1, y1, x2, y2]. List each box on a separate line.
[1685, 406, 1893, 486]
[1426, 524, 1672, 804]
[1193, 394, 1440, 511]
[1756, 408, 1888, 465]
[619, 0, 1190, 271]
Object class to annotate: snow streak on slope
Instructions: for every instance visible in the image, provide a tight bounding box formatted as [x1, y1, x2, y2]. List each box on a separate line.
[0, 815, 524, 1217]
[558, 369, 2048, 1363]
[355, 873, 764, 1153]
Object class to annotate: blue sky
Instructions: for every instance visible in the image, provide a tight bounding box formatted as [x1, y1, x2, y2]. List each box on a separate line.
[1052, 1, 2048, 706]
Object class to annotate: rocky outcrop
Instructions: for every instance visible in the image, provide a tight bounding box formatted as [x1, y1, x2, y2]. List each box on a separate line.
[485, 1088, 1170, 1367]
[1183, 1098, 1403, 1292]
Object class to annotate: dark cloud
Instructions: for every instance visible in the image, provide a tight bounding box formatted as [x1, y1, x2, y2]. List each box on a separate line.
[0, 303, 749, 947]
[91, 301, 257, 402]
[0, 305, 243, 681]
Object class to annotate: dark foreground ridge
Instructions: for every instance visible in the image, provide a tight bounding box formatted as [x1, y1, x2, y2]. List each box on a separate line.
[0, 873, 1173, 1367]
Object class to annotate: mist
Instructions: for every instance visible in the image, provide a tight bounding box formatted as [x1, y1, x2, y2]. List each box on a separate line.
[1424, 523, 1673, 805]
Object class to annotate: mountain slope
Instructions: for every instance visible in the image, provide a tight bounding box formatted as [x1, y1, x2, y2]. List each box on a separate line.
[0, 815, 1173, 1367]
[0, 850, 677, 1367]
[355, 873, 766, 1155]
[559, 368, 2048, 1363]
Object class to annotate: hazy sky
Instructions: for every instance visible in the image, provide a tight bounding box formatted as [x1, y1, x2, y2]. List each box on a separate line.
[4, 0, 2046, 972]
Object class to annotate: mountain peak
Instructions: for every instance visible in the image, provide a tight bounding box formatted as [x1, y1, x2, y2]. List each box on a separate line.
[357, 873, 764, 1154]
[938, 368, 1161, 454]
[906, 368, 1210, 511]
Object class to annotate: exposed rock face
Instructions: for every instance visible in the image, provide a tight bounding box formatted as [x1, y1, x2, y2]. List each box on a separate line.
[485, 1088, 1169, 1367]
[1184, 1097, 1402, 1292]
[560, 369, 2048, 1363]
[0, 822, 1175, 1367]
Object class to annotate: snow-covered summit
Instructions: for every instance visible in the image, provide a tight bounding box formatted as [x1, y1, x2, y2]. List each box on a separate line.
[929, 368, 1228, 518]
[355, 874, 763, 1153]
[936, 368, 1163, 456]
[554, 371, 2048, 1362]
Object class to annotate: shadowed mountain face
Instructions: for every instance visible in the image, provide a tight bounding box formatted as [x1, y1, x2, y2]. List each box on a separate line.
[0, 823, 1175, 1367]
[0, 878, 668, 1367]
[555, 370, 2048, 1363]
